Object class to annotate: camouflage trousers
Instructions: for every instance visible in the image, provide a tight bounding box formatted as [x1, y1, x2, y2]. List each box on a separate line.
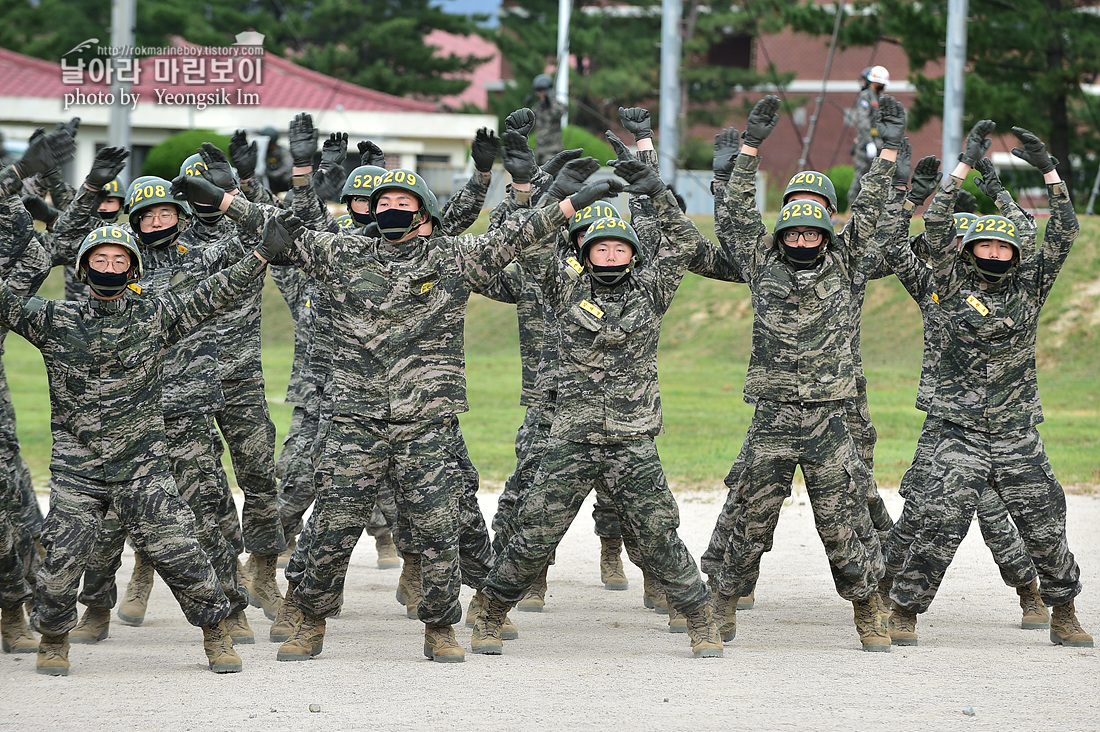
[890, 421, 1081, 613]
[848, 148, 873, 208]
[77, 413, 248, 612]
[884, 414, 1036, 590]
[290, 414, 464, 625]
[214, 377, 284, 555]
[211, 424, 244, 555]
[485, 436, 710, 613]
[845, 390, 894, 541]
[275, 402, 305, 483]
[278, 403, 323, 539]
[0, 498, 31, 610]
[491, 406, 626, 559]
[709, 399, 883, 602]
[32, 471, 230, 635]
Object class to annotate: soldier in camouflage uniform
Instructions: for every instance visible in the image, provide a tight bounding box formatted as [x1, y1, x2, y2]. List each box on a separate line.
[848, 65, 887, 206]
[173, 139, 592, 663]
[877, 152, 1048, 634]
[0, 192, 283, 674]
[531, 75, 567, 165]
[68, 163, 259, 644]
[475, 158, 723, 659]
[886, 122, 1091, 648]
[707, 95, 904, 652]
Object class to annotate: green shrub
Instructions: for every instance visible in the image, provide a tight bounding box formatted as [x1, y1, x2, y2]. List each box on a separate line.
[961, 170, 1014, 215]
[557, 125, 615, 164]
[825, 165, 854, 212]
[143, 129, 232, 180]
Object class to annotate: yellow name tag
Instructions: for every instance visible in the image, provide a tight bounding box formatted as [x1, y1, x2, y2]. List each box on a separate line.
[579, 300, 604, 319]
[966, 294, 989, 316]
[420, 282, 434, 294]
[931, 292, 938, 304]
[566, 256, 584, 275]
[305, 298, 311, 308]
[177, 244, 188, 254]
[127, 283, 142, 294]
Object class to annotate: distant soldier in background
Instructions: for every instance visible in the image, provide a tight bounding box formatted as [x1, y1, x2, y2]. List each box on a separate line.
[849, 65, 889, 206]
[531, 75, 566, 165]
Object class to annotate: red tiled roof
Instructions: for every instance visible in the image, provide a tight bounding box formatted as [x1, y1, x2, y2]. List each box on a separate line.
[0, 39, 436, 113]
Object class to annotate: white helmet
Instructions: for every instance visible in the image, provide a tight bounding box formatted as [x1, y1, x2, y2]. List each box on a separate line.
[868, 65, 890, 86]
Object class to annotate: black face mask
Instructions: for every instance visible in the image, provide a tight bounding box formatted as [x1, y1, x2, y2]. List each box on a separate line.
[96, 209, 120, 223]
[192, 202, 224, 225]
[137, 225, 179, 249]
[970, 253, 1014, 283]
[375, 208, 420, 241]
[351, 211, 374, 227]
[781, 242, 823, 270]
[590, 262, 631, 287]
[86, 268, 130, 298]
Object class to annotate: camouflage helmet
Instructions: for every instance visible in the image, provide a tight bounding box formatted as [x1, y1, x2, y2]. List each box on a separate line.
[579, 216, 642, 265]
[179, 151, 239, 191]
[75, 225, 144, 287]
[782, 170, 838, 214]
[961, 214, 1021, 282]
[568, 200, 621, 247]
[341, 165, 388, 206]
[774, 199, 834, 252]
[96, 177, 126, 223]
[101, 177, 125, 202]
[952, 212, 977, 240]
[533, 74, 554, 91]
[126, 176, 190, 244]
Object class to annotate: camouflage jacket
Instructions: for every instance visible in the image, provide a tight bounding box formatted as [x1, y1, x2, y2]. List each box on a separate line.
[925, 175, 1076, 433]
[225, 192, 566, 422]
[886, 190, 1038, 413]
[541, 189, 694, 444]
[721, 153, 894, 403]
[0, 250, 267, 483]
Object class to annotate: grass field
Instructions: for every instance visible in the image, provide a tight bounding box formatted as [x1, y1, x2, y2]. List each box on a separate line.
[6, 212, 1099, 492]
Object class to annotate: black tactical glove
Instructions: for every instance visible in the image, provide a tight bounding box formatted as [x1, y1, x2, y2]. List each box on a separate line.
[321, 133, 348, 167]
[568, 178, 625, 212]
[288, 112, 318, 167]
[546, 157, 601, 201]
[1010, 126, 1057, 174]
[892, 138, 912, 187]
[541, 148, 583, 178]
[171, 172, 224, 209]
[505, 108, 535, 138]
[16, 128, 76, 179]
[906, 155, 942, 207]
[471, 127, 500, 173]
[610, 159, 667, 198]
[973, 157, 1004, 198]
[742, 95, 780, 149]
[84, 146, 129, 189]
[199, 143, 238, 191]
[256, 209, 297, 261]
[229, 130, 257, 180]
[605, 130, 636, 163]
[21, 195, 59, 225]
[358, 140, 386, 167]
[954, 189, 977, 214]
[501, 130, 537, 184]
[619, 106, 652, 141]
[712, 127, 741, 181]
[876, 95, 907, 150]
[54, 117, 80, 139]
[959, 119, 994, 167]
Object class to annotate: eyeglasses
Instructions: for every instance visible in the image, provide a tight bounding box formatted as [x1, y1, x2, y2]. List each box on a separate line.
[781, 229, 822, 243]
[89, 255, 130, 267]
[138, 210, 179, 224]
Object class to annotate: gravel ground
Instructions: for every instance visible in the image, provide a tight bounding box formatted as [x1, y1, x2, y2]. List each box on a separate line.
[2, 487, 1097, 731]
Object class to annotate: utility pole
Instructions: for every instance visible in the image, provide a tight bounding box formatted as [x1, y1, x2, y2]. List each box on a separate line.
[556, 0, 572, 128]
[108, 0, 136, 181]
[659, 0, 682, 185]
[942, 0, 968, 167]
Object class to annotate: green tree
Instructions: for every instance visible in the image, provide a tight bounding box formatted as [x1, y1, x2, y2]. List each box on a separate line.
[786, 0, 1100, 195]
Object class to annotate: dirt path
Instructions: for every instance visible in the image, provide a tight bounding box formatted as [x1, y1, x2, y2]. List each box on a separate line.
[3, 488, 1097, 731]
